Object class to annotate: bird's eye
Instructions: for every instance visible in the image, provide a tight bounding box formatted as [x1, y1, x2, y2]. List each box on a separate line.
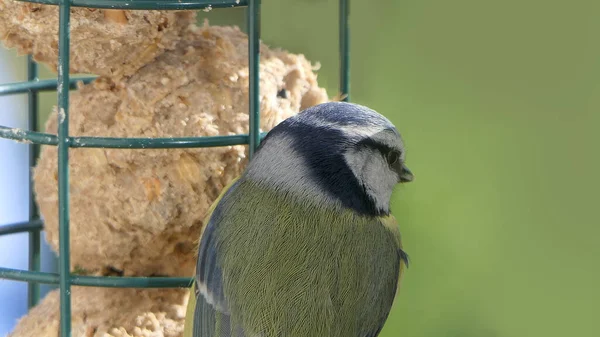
[386, 151, 400, 166]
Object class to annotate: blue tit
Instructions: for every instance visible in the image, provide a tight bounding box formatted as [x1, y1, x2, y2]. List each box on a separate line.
[184, 101, 414, 337]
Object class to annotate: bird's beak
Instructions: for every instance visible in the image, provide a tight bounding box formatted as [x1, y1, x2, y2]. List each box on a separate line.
[399, 164, 414, 183]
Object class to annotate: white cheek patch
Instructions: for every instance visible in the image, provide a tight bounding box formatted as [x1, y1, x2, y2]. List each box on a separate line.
[343, 147, 372, 177]
[344, 147, 397, 213]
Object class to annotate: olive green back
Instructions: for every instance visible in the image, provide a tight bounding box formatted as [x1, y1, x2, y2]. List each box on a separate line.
[198, 179, 405, 336]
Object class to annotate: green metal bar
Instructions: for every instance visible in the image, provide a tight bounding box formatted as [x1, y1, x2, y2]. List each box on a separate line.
[247, 0, 261, 158]
[339, 0, 350, 101]
[0, 77, 95, 96]
[0, 219, 44, 236]
[0, 267, 193, 288]
[27, 55, 41, 308]
[0, 126, 56, 145]
[16, 0, 248, 10]
[0, 126, 267, 148]
[57, 1, 72, 336]
[67, 134, 267, 148]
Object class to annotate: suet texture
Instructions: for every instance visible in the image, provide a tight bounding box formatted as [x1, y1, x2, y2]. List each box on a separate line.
[186, 102, 412, 337]
[7, 286, 190, 337]
[0, 0, 196, 78]
[32, 23, 329, 277]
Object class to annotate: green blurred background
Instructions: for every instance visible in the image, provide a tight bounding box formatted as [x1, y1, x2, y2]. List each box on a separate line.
[2, 0, 600, 336]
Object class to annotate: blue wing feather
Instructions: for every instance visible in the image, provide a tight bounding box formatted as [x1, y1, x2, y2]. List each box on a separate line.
[362, 243, 407, 337]
[193, 179, 245, 337]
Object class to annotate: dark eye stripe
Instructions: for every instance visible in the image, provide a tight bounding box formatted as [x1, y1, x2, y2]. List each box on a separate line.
[356, 137, 400, 158]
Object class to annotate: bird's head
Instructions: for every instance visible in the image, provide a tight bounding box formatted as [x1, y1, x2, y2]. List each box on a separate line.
[245, 101, 413, 216]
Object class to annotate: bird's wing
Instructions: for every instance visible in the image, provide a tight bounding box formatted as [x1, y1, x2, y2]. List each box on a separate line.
[186, 177, 246, 337]
[185, 182, 409, 337]
[361, 215, 409, 337]
[380, 214, 409, 290]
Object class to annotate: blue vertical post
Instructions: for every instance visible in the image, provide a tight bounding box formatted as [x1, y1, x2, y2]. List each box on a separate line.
[339, 0, 350, 101]
[57, 0, 72, 336]
[27, 55, 41, 308]
[247, 0, 261, 159]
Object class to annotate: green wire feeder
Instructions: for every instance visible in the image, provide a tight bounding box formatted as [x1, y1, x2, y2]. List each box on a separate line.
[0, 1, 351, 337]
